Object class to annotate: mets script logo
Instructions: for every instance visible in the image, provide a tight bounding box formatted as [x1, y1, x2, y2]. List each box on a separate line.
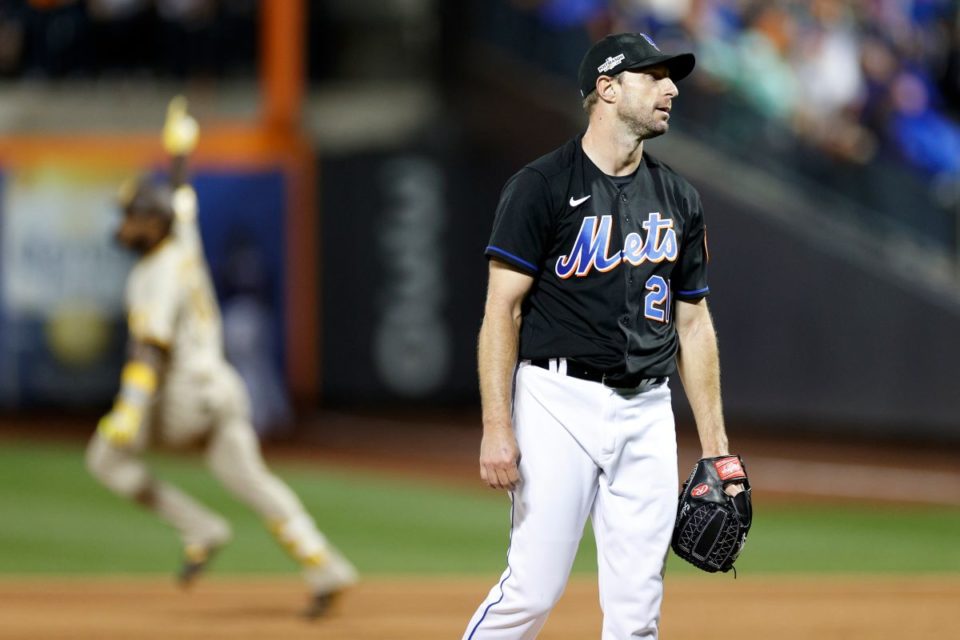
[555, 213, 678, 278]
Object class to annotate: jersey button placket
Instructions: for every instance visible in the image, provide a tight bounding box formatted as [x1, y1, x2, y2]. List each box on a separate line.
[620, 196, 633, 284]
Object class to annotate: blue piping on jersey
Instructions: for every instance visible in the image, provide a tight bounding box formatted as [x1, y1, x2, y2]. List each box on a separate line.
[486, 246, 538, 272]
[676, 286, 710, 297]
[466, 493, 516, 639]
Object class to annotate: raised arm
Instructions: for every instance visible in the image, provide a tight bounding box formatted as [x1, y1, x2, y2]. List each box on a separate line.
[163, 96, 199, 189]
[477, 259, 535, 490]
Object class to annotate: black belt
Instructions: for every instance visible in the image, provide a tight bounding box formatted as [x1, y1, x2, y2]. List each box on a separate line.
[530, 358, 665, 389]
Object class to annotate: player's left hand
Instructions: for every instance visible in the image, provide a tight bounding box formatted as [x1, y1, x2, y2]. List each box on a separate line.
[703, 449, 744, 495]
[163, 96, 199, 156]
[97, 403, 143, 448]
[672, 454, 752, 573]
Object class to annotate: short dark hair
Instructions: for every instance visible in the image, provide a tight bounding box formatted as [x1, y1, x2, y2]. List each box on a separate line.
[581, 74, 620, 114]
[582, 90, 600, 114]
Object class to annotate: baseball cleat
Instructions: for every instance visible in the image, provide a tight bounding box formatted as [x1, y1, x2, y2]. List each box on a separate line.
[177, 542, 222, 589]
[304, 591, 341, 619]
[302, 546, 358, 619]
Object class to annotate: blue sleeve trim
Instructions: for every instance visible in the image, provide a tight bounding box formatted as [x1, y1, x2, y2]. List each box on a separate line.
[676, 286, 710, 297]
[485, 246, 539, 273]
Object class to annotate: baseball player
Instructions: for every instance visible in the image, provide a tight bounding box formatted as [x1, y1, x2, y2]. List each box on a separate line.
[85, 97, 356, 618]
[463, 33, 742, 639]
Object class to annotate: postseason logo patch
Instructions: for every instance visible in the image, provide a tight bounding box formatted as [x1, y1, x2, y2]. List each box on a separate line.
[597, 53, 626, 73]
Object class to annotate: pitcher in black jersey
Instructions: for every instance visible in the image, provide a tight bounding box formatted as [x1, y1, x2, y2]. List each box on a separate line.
[463, 33, 742, 639]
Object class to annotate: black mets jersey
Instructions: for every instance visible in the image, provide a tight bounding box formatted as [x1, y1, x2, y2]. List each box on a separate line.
[485, 135, 709, 379]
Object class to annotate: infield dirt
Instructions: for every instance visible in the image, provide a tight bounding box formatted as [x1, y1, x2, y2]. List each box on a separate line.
[1, 575, 956, 639]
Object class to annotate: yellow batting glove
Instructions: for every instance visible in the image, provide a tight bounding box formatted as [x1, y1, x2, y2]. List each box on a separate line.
[97, 401, 143, 447]
[98, 361, 157, 447]
[163, 95, 199, 156]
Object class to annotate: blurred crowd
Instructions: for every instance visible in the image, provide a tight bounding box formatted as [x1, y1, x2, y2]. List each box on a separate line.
[515, 0, 960, 183]
[5, 0, 960, 181]
[0, 0, 256, 79]
[2, 0, 958, 242]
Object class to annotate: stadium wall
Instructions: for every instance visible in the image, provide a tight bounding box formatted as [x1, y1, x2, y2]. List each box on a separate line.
[0, 129, 316, 408]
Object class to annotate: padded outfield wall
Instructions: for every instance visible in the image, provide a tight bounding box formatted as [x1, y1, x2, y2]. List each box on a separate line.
[318, 110, 960, 441]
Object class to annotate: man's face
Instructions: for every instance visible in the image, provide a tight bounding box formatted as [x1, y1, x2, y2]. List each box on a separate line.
[614, 65, 679, 140]
[115, 208, 170, 254]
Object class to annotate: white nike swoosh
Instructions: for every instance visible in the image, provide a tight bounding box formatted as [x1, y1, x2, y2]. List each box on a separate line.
[569, 195, 591, 207]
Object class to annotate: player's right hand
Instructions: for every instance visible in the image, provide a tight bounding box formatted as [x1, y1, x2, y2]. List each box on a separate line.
[479, 425, 521, 491]
[97, 402, 143, 447]
[163, 96, 199, 156]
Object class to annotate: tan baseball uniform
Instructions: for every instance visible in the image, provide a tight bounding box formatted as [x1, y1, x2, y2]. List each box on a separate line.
[86, 186, 335, 576]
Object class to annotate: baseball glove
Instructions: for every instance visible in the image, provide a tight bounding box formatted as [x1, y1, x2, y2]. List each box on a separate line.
[671, 455, 752, 573]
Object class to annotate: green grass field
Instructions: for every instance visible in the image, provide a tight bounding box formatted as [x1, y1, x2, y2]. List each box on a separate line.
[1, 439, 958, 576]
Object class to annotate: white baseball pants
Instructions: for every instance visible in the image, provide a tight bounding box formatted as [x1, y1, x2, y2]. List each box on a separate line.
[85, 361, 329, 560]
[463, 360, 678, 639]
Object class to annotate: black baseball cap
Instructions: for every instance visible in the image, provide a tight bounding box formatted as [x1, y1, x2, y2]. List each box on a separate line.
[578, 33, 696, 98]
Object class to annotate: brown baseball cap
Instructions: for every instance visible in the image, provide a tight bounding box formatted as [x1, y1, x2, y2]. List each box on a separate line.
[578, 32, 696, 98]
